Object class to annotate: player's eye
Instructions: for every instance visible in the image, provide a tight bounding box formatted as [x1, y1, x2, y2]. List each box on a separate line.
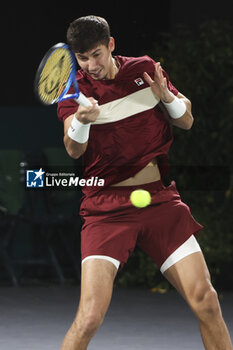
[76, 54, 88, 62]
[79, 57, 88, 62]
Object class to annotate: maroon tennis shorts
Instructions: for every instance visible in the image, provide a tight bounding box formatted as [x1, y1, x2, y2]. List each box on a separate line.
[79, 180, 203, 270]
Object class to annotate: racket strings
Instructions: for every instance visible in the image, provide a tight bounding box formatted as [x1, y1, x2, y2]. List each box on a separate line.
[38, 48, 73, 104]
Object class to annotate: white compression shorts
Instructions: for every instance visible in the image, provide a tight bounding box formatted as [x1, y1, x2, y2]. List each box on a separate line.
[81, 234, 201, 273]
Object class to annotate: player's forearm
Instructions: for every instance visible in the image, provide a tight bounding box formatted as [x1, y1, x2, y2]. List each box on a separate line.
[170, 97, 194, 130]
[63, 113, 91, 159]
[64, 133, 88, 159]
[63, 100, 99, 159]
[162, 93, 194, 130]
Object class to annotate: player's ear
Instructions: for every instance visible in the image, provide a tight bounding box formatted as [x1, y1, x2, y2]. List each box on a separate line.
[108, 37, 115, 53]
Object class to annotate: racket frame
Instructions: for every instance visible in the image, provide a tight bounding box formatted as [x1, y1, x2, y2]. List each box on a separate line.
[35, 43, 91, 107]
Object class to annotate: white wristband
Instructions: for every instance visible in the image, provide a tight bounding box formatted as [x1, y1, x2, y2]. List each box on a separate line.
[67, 115, 90, 144]
[162, 95, 187, 119]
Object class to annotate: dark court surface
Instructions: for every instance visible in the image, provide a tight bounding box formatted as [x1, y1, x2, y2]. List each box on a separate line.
[0, 286, 232, 350]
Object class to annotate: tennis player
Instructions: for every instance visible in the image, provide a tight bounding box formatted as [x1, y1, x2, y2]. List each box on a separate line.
[57, 16, 233, 350]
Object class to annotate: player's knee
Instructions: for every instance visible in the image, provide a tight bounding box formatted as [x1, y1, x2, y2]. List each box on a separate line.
[74, 308, 105, 338]
[84, 313, 103, 337]
[190, 285, 221, 322]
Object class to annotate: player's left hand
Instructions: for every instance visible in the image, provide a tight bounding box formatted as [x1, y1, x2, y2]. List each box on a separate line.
[143, 62, 174, 103]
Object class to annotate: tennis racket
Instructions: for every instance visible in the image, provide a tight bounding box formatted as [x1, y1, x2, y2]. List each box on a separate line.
[34, 42, 91, 107]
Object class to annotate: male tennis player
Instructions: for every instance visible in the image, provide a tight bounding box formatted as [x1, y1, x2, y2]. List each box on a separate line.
[57, 15, 232, 350]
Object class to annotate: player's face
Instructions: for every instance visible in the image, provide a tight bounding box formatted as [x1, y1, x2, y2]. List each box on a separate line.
[75, 38, 116, 80]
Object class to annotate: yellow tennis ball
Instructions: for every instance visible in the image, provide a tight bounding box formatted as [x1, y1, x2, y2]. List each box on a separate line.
[130, 189, 151, 208]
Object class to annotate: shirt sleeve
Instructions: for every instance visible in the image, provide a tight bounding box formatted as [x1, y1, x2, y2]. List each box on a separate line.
[57, 98, 78, 123]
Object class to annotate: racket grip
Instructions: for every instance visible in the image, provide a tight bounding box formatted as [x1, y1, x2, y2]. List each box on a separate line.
[75, 93, 92, 107]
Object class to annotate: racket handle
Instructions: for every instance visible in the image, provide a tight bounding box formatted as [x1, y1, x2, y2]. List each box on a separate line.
[75, 93, 92, 107]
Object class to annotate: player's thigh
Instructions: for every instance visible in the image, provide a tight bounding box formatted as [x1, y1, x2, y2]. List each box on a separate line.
[163, 251, 213, 305]
[78, 258, 118, 318]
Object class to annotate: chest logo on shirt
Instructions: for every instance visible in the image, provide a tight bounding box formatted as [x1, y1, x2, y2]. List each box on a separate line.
[134, 77, 144, 86]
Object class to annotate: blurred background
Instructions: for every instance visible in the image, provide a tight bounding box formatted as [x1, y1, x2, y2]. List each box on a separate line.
[0, 1, 233, 290]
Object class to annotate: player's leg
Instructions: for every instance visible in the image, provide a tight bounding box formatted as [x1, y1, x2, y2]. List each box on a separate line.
[60, 257, 119, 350]
[163, 250, 233, 350]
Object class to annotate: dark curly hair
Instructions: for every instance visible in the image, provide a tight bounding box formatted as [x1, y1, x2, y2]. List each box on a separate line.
[67, 15, 111, 53]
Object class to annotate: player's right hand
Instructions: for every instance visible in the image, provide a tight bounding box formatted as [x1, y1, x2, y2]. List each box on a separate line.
[76, 97, 100, 125]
